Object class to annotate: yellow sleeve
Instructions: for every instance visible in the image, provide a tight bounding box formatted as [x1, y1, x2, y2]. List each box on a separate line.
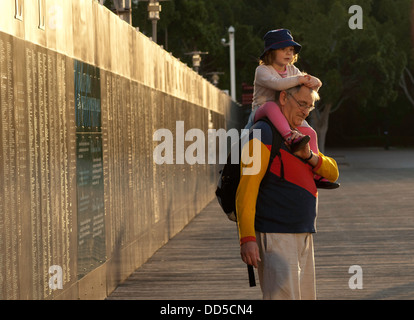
[313, 151, 339, 182]
[235, 138, 270, 244]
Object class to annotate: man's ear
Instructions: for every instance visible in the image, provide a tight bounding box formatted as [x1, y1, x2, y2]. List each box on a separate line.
[279, 90, 288, 106]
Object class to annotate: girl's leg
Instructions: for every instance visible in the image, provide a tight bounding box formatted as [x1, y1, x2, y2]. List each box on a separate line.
[255, 102, 310, 152]
[254, 101, 291, 137]
[298, 122, 340, 189]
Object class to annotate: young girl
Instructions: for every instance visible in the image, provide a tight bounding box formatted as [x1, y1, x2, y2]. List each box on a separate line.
[248, 29, 338, 188]
[245, 29, 321, 153]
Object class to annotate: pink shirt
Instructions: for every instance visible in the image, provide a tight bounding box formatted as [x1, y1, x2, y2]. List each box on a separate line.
[278, 68, 288, 78]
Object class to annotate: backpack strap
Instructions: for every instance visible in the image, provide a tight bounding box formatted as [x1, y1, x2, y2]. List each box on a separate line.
[256, 117, 284, 181]
[244, 117, 284, 287]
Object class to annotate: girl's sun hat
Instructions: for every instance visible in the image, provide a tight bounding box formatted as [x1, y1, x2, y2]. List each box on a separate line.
[259, 29, 302, 60]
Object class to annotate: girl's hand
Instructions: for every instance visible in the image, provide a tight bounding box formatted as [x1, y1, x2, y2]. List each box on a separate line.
[298, 75, 312, 85]
[304, 76, 322, 91]
[285, 130, 303, 144]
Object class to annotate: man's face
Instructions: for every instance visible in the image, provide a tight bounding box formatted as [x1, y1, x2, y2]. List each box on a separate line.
[279, 86, 315, 128]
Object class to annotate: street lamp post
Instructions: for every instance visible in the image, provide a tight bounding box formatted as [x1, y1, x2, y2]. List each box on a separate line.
[222, 26, 236, 101]
[185, 51, 208, 73]
[206, 72, 224, 87]
[138, 0, 170, 43]
[228, 26, 236, 101]
[147, 0, 161, 42]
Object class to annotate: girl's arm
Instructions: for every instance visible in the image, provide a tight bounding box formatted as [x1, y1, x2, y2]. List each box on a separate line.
[255, 65, 308, 91]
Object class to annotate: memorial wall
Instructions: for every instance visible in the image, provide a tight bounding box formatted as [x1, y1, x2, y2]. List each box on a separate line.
[0, 0, 233, 299]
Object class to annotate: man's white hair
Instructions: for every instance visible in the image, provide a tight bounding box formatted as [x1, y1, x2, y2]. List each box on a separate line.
[285, 85, 320, 102]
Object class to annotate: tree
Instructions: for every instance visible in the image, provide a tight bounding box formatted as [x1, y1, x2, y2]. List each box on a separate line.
[283, 0, 411, 152]
[129, 0, 413, 149]
[400, 67, 414, 107]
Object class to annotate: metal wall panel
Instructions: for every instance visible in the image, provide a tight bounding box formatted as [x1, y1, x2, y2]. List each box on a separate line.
[0, 32, 19, 300]
[55, 0, 74, 57]
[23, 0, 46, 48]
[72, 0, 95, 66]
[94, 3, 111, 72]
[0, 0, 232, 299]
[74, 60, 105, 279]
[0, 32, 77, 299]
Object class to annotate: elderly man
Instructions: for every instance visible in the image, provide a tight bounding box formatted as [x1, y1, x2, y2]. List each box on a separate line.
[236, 85, 339, 300]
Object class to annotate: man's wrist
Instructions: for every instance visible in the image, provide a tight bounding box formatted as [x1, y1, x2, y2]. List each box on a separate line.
[240, 236, 256, 246]
[304, 150, 313, 161]
[306, 151, 320, 168]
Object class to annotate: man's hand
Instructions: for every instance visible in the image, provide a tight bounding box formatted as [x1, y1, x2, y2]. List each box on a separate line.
[294, 142, 319, 167]
[240, 241, 261, 268]
[293, 141, 312, 159]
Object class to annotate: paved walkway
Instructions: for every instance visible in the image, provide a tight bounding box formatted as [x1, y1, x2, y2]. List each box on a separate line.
[107, 148, 414, 300]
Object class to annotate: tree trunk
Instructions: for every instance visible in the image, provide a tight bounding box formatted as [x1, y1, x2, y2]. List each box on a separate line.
[309, 103, 332, 154]
[399, 67, 414, 108]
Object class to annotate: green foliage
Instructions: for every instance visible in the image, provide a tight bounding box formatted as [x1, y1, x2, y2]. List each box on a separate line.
[130, 0, 412, 138]
[283, 0, 408, 111]
[103, 0, 115, 10]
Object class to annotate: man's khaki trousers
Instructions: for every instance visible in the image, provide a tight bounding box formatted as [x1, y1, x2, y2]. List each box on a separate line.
[256, 232, 316, 300]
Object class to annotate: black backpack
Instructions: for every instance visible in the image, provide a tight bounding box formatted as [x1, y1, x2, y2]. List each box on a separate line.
[215, 117, 284, 222]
